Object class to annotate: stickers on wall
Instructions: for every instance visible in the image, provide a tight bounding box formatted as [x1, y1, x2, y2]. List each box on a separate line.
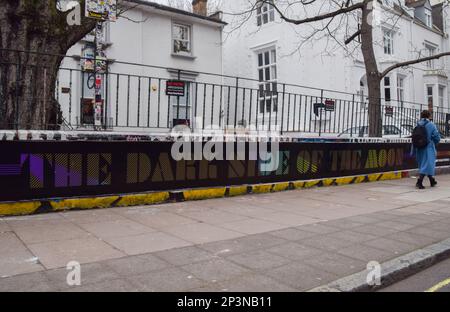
[85, 0, 117, 22]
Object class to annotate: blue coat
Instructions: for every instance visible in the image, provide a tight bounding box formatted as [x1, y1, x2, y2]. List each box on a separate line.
[414, 119, 441, 176]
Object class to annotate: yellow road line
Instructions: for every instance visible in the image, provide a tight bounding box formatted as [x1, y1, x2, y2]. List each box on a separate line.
[425, 278, 450, 292]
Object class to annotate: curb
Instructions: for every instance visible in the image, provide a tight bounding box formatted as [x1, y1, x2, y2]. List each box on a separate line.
[0, 171, 405, 217]
[309, 238, 450, 292]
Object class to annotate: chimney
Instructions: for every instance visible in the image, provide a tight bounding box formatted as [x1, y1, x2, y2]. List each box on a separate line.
[192, 0, 207, 16]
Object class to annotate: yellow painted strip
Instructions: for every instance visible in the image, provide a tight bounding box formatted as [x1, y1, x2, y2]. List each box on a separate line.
[378, 172, 402, 181]
[334, 177, 355, 186]
[292, 181, 306, 189]
[183, 188, 226, 201]
[0, 202, 41, 216]
[322, 179, 335, 187]
[425, 278, 450, 292]
[368, 173, 382, 182]
[116, 192, 170, 207]
[50, 196, 119, 211]
[228, 186, 248, 197]
[252, 184, 273, 194]
[304, 180, 321, 188]
[272, 182, 290, 192]
[354, 176, 366, 184]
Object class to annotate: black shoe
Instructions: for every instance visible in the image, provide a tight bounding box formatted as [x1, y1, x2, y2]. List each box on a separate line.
[416, 180, 425, 190]
[429, 177, 437, 187]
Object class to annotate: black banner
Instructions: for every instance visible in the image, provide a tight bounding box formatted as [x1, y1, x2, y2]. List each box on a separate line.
[1, 141, 449, 202]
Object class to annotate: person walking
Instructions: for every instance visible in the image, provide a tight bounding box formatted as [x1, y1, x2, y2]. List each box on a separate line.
[412, 110, 441, 189]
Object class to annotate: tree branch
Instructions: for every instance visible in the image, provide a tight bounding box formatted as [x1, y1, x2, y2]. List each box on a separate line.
[345, 29, 361, 45]
[381, 51, 450, 78]
[262, 0, 364, 25]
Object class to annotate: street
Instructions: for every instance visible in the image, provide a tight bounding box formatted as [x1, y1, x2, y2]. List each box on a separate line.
[379, 258, 450, 292]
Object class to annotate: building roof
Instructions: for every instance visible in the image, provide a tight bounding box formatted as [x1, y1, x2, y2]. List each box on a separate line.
[381, 0, 444, 33]
[125, 0, 227, 26]
[405, 0, 428, 8]
[432, 2, 444, 31]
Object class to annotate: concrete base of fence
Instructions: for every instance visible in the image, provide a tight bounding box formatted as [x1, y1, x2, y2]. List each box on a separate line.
[0, 170, 416, 217]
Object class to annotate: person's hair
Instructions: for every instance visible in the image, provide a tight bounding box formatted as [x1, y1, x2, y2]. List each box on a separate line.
[421, 110, 431, 119]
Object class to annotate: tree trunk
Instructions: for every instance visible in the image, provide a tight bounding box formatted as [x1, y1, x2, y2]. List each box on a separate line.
[361, 1, 382, 137]
[0, 45, 65, 130]
[0, 0, 96, 130]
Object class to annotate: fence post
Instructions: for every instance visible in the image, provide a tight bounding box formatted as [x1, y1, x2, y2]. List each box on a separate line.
[234, 77, 239, 130]
[177, 69, 181, 124]
[319, 89, 324, 137]
[351, 94, 355, 138]
[104, 67, 109, 130]
[280, 84, 286, 135]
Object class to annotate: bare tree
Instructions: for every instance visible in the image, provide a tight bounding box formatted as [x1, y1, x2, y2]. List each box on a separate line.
[0, 0, 141, 130]
[225, 0, 450, 137]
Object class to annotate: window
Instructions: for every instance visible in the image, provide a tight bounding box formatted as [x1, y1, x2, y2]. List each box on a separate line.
[425, 44, 436, 69]
[383, 29, 394, 55]
[439, 85, 445, 109]
[384, 76, 391, 102]
[425, 9, 432, 28]
[173, 23, 191, 55]
[171, 82, 191, 126]
[257, 0, 275, 26]
[427, 85, 434, 111]
[397, 75, 405, 104]
[257, 48, 277, 114]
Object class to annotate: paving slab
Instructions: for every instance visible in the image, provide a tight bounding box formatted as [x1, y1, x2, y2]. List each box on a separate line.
[263, 262, 339, 291]
[27, 237, 125, 269]
[154, 246, 219, 266]
[131, 267, 205, 291]
[0, 232, 44, 277]
[103, 231, 192, 256]
[162, 223, 243, 244]
[181, 258, 250, 283]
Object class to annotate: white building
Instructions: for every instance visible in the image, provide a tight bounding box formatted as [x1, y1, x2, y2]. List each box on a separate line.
[57, 0, 225, 132]
[220, 0, 450, 135]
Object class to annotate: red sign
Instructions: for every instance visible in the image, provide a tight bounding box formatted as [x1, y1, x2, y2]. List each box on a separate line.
[166, 80, 185, 97]
[385, 106, 394, 117]
[324, 99, 335, 111]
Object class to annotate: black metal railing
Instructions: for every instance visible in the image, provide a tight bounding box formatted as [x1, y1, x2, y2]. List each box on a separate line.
[1, 49, 450, 137]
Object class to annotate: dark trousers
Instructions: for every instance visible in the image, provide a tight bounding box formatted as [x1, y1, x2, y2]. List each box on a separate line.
[418, 174, 434, 182]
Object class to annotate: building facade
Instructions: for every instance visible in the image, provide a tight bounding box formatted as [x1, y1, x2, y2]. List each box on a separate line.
[57, 0, 225, 132]
[220, 0, 450, 135]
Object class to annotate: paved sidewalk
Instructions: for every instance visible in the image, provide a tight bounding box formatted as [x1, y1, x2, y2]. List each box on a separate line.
[1, 175, 450, 291]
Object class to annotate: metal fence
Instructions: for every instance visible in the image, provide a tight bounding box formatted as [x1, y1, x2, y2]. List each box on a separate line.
[2, 49, 450, 137]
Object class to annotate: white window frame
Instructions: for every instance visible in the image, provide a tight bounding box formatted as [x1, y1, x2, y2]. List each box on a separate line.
[256, 0, 275, 26]
[426, 85, 434, 110]
[383, 29, 394, 55]
[397, 75, 405, 104]
[425, 9, 432, 28]
[257, 48, 278, 114]
[172, 22, 192, 56]
[384, 76, 392, 103]
[424, 43, 437, 69]
[438, 85, 445, 110]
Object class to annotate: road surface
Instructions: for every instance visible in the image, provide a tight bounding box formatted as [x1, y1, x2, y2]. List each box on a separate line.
[379, 258, 450, 292]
